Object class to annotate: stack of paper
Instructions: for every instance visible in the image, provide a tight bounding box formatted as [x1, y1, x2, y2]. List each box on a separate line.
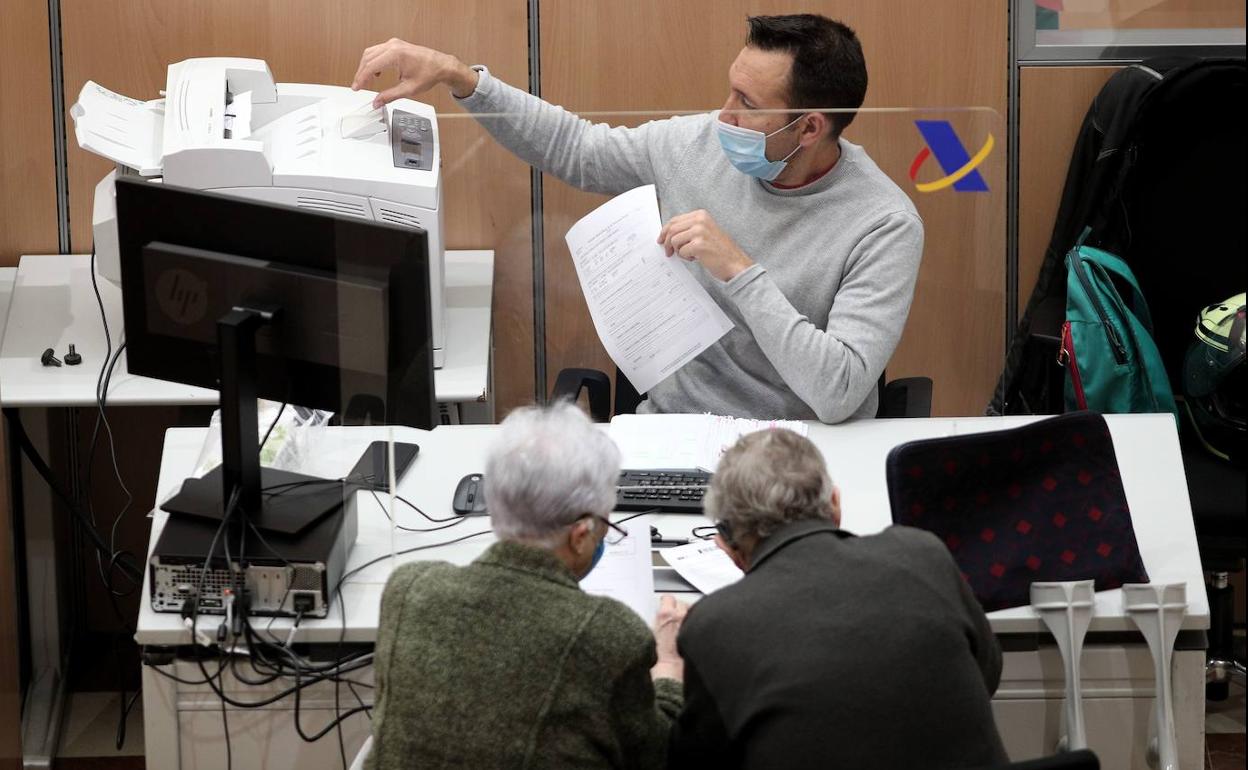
[608, 413, 809, 471]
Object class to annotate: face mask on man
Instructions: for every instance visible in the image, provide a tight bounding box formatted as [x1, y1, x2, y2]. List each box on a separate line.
[716, 113, 804, 181]
[577, 537, 606, 581]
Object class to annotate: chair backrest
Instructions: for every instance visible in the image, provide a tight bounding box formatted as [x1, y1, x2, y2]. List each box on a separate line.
[613, 367, 643, 416]
[618, 369, 929, 418]
[554, 367, 932, 420]
[886, 412, 1150, 611]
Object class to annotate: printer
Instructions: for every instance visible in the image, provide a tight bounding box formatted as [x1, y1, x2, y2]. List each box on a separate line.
[71, 57, 447, 367]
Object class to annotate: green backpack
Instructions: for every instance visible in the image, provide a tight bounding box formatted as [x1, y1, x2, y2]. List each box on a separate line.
[1060, 232, 1178, 422]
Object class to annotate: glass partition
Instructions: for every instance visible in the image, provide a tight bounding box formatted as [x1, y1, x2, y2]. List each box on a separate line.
[340, 102, 1009, 596]
[434, 104, 1005, 420]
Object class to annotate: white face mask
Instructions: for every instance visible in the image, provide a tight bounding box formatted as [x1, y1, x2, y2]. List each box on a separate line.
[715, 113, 803, 181]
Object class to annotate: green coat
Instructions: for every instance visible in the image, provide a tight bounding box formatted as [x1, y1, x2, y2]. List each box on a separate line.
[367, 540, 683, 769]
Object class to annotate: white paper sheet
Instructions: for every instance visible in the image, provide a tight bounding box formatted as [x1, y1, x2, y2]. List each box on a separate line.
[579, 521, 656, 624]
[609, 413, 810, 470]
[69, 81, 165, 175]
[564, 185, 734, 394]
[339, 98, 386, 139]
[661, 540, 743, 595]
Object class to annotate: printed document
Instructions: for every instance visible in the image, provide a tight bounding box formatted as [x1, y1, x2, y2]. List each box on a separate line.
[579, 521, 656, 623]
[564, 185, 734, 393]
[609, 413, 810, 471]
[661, 540, 743, 595]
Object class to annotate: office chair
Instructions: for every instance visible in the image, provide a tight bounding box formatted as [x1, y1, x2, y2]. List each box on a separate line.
[550, 366, 933, 421]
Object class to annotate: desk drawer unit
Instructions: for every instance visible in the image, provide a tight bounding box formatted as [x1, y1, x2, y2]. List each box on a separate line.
[993, 643, 1204, 769]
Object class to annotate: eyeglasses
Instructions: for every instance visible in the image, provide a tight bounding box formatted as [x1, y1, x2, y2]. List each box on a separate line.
[692, 525, 717, 541]
[576, 514, 629, 545]
[692, 521, 736, 547]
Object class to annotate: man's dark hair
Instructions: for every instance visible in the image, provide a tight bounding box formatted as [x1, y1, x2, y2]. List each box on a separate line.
[745, 14, 867, 137]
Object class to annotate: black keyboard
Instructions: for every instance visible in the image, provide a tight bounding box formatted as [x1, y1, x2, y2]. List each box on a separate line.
[615, 469, 712, 514]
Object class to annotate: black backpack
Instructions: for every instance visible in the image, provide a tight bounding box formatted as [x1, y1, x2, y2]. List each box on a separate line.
[993, 56, 1247, 416]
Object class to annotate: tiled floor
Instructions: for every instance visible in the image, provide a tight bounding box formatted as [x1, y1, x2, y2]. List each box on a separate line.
[1207, 733, 1246, 770]
[1205, 677, 1247, 770]
[54, 678, 1247, 769]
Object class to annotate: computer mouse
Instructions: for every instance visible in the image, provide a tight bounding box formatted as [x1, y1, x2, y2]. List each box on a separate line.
[452, 473, 488, 516]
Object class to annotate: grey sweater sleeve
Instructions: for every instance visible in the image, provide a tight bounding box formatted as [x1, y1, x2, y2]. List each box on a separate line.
[456, 66, 694, 195]
[724, 210, 924, 423]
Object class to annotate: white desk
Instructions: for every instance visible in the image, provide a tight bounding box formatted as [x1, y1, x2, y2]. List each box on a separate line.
[137, 414, 1207, 769]
[0, 250, 494, 408]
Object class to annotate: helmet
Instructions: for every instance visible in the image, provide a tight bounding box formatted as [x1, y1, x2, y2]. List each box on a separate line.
[1181, 292, 1246, 464]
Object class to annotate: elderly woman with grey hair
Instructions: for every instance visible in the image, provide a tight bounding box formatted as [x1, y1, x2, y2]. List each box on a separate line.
[669, 429, 1007, 770]
[367, 402, 686, 770]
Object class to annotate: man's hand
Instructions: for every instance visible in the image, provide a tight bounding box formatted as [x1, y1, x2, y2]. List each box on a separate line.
[351, 39, 480, 107]
[651, 594, 689, 682]
[657, 209, 754, 282]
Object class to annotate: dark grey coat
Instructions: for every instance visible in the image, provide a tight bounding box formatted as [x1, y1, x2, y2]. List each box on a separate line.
[669, 519, 1007, 770]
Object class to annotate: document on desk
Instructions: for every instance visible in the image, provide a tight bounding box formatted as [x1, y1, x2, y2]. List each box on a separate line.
[661, 540, 743, 595]
[609, 413, 810, 470]
[579, 521, 655, 624]
[564, 185, 734, 394]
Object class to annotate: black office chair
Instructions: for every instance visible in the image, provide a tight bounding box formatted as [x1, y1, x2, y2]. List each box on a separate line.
[550, 366, 932, 421]
[986, 749, 1100, 770]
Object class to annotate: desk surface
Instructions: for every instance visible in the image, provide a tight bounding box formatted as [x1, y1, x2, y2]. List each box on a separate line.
[135, 413, 1208, 647]
[0, 250, 493, 407]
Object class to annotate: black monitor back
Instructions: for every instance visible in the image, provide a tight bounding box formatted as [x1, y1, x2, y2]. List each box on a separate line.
[115, 178, 436, 429]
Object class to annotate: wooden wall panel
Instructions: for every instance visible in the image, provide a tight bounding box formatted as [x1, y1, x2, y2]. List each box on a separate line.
[540, 0, 1007, 417]
[0, 0, 53, 760]
[1017, 67, 1119, 320]
[0, 0, 58, 265]
[59, 0, 534, 415]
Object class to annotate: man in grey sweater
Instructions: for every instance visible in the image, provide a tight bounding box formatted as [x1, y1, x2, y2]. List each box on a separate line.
[353, 14, 923, 422]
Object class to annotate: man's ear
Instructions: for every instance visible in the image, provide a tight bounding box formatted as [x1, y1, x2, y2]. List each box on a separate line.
[714, 534, 750, 572]
[829, 484, 842, 528]
[568, 517, 597, 555]
[800, 112, 832, 145]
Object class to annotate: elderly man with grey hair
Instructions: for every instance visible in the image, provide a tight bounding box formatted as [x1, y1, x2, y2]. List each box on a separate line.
[367, 402, 686, 770]
[668, 429, 1007, 770]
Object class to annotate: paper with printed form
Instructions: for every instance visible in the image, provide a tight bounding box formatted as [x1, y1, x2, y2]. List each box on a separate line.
[564, 185, 734, 394]
[579, 521, 656, 624]
[661, 540, 743, 595]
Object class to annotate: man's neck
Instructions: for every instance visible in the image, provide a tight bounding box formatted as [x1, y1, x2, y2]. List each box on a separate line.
[772, 138, 841, 189]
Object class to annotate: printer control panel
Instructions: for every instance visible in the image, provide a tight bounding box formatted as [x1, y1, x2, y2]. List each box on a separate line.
[390, 109, 435, 171]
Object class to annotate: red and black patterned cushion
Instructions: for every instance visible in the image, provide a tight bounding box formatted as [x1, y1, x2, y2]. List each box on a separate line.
[886, 412, 1149, 612]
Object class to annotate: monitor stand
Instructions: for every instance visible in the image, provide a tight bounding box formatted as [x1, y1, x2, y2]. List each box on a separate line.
[162, 306, 344, 537]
